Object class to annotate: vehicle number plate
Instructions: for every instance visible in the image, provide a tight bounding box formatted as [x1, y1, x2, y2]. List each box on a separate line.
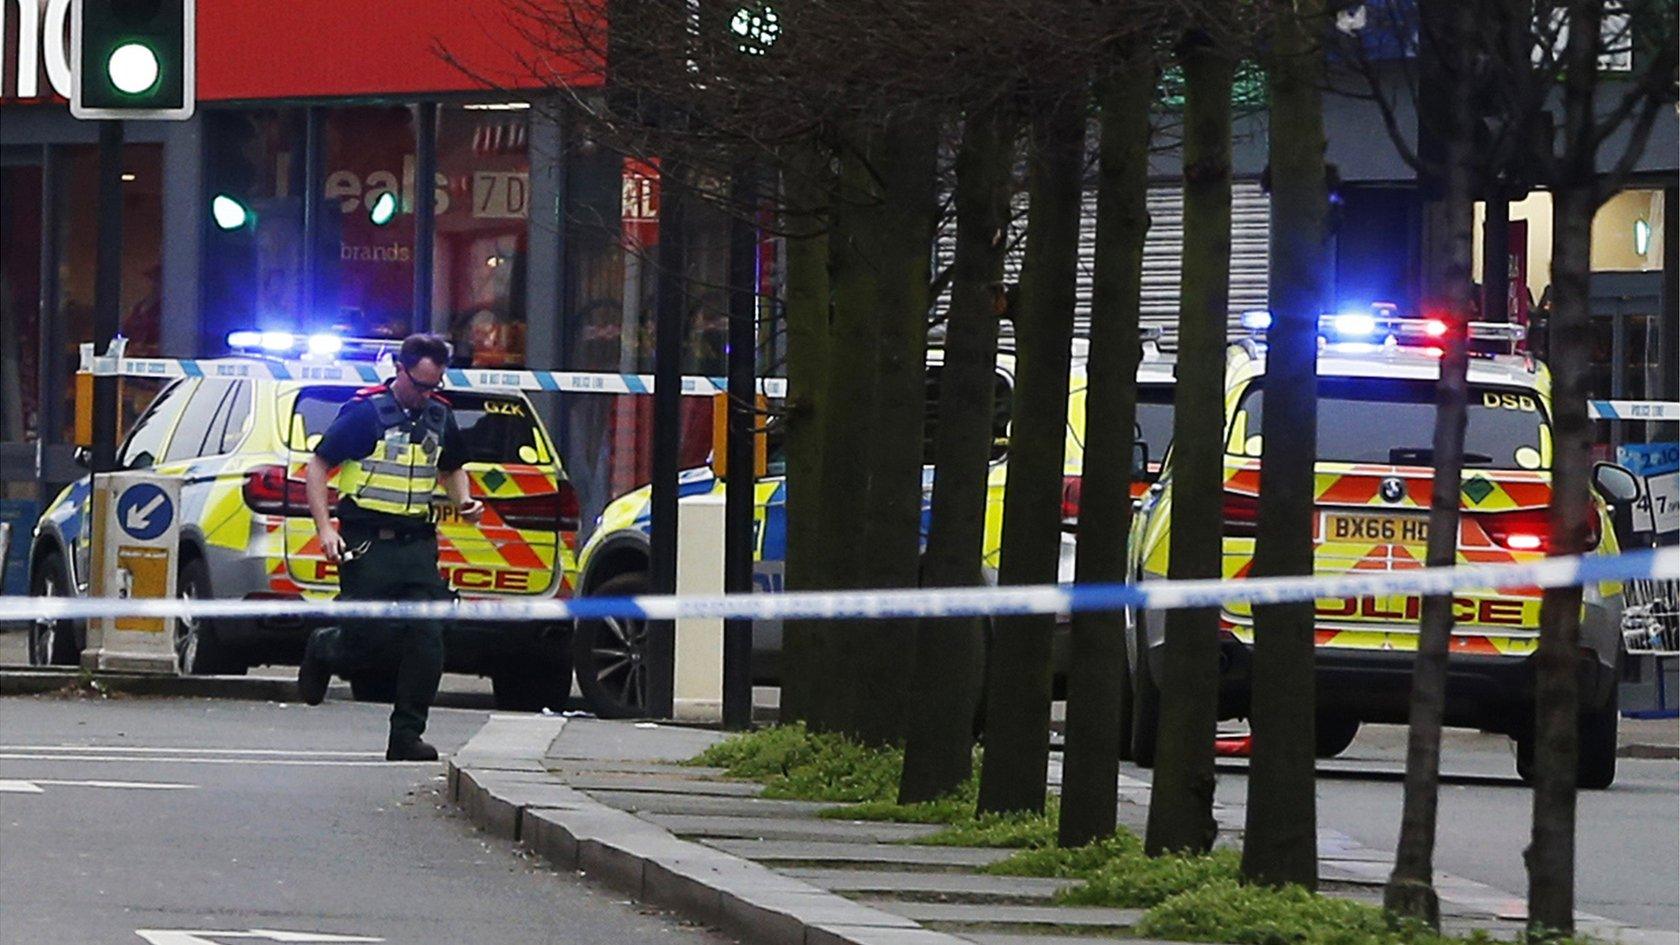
[1322, 511, 1428, 545]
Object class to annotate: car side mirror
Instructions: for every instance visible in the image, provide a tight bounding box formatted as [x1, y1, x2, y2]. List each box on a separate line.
[1592, 462, 1640, 504]
[73, 446, 91, 469]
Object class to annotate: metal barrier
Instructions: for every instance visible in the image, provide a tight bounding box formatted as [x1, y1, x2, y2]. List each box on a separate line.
[1624, 576, 1680, 656]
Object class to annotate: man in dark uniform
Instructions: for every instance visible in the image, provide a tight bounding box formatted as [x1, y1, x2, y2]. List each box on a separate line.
[297, 333, 482, 761]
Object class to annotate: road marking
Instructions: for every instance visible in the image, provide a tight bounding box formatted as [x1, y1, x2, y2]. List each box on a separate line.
[0, 753, 435, 767]
[0, 778, 196, 793]
[135, 931, 382, 944]
[1, 745, 388, 757]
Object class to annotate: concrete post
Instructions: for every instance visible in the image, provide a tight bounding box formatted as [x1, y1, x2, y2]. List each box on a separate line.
[674, 492, 725, 722]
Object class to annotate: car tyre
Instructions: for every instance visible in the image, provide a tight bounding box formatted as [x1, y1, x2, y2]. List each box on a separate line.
[1131, 621, 1161, 768]
[491, 633, 575, 713]
[1315, 715, 1360, 759]
[572, 572, 652, 719]
[174, 556, 245, 675]
[349, 672, 398, 703]
[29, 550, 81, 666]
[1515, 708, 1618, 789]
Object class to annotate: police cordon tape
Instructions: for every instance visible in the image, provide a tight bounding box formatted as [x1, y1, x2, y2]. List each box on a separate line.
[73, 352, 1679, 417]
[9, 547, 1676, 625]
[80, 352, 790, 399]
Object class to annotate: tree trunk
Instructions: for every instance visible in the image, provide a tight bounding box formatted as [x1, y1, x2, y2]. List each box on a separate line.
[1383, 0, 1477, 925]
[850, 115, 940, 746]
[976, 82, 1088, 815]
[814, 129, 887, 735]
[1528, 4, 1602, 931]
[1059, 47, 1153, 848]
[1242, 0, 1327, 888]
[1144, 34, 1231, 857]
[778, 141, 834, 728]
[901, 103, 1016, 802]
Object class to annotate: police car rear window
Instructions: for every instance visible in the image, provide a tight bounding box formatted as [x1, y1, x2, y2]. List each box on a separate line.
[292, 388, 551, 465]
[1229, 378, 1547, 470]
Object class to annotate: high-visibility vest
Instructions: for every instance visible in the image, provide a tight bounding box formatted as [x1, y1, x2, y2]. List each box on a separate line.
[337, 386, 450, 519]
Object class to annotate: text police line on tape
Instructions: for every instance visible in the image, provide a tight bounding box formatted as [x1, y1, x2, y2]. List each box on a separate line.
[6, 547, 1674, 626]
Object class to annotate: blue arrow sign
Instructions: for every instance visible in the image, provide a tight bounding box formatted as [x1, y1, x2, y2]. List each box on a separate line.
[115, 483, 173, 541]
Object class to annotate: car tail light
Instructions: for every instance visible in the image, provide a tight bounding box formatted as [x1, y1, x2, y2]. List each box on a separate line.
[1476, 507, 1600, 553]
[488, 481, 581, 533]
[242, 464, 320, 516]
[1223, 491, 1260, 537]
[1061, 475, 1082, 525]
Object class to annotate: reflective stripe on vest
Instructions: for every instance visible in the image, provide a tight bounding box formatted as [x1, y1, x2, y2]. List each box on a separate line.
[335, 390, 449, 519]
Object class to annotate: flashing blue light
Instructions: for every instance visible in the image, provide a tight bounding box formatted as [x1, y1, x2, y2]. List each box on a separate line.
[226, 330, 261, 349]
[1240, 310, 1272, 330]
[227, 330, 297, 352]
[1331, 312, 1377, 338]
[307, 334, 343, 356]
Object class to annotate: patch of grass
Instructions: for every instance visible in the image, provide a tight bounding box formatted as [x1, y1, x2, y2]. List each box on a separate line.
[688, 723, 903, 803]
[985, 830, 1144, 876]
[918, 797, 1061, 848]
[1059, 848, 1244, 908]
[823, 792, 978, 824]
[1137, 879, 1420, 945]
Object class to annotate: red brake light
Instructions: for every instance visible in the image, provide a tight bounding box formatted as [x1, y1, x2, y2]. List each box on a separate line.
[1476, 507, 1600, 553]
[242, 464, 321, 516]
[1223, 491, 1260, 537]
[487, 481, 580, 533]
[1061, 475, 1082, 525]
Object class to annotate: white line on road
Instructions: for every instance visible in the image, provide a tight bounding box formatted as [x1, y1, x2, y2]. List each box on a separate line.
[135, 931, 383, 944]
[0, 745, 387, 757]
[0, 753, 436, 767]
[0, 778, 196, 793]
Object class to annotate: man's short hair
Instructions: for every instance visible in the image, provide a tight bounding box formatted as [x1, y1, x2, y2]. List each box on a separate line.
[398, 333, 451, 370]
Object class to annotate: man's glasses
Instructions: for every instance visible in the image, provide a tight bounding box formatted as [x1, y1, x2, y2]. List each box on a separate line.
[401, 365, 445, 392]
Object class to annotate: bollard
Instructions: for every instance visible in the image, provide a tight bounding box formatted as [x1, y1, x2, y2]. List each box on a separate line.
[82, 472, 180, 673]
[673, 493, 726, 722]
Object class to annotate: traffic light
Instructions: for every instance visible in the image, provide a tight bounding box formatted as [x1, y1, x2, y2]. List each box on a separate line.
[72, 0, 196, 120]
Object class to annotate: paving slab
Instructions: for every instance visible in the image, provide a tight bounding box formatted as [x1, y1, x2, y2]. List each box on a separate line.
[858, 900, 1144, 929]
[642, 812, 944, 843]
[562, 773, 766, 796]
[546, 759, 730, 778]
[806, 926, 970, 945]
[961, 937, 1223, 945]
[586, 788, 835, 818]
[549, 718, 725, 762]
[451, 713, 565, 768]
[705, 839, 1012, 869]
[781, 868, 1077, 901]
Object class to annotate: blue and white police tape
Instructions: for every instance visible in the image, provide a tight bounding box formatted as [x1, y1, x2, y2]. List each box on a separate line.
[8, 547, 1675, 626]
[79, 352, 789, 398]
[1588, 400, 1680, 422]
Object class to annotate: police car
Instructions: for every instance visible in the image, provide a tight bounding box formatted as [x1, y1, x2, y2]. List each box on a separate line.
[568, 334, 1177, 717]
[27, 333, 581, 711]
[1125, 309, 1644, 788]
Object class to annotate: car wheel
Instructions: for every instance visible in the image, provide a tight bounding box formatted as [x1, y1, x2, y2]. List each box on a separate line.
[572, 572, 652, 719]
[29, 550, 81, 666]
[349, 672, 398, 703]
[1316, 715, 1360, 758]
[1131, 620, 1161, 768]
[174, 556, 245, 676]
[1576, 707, 1618, 790]
[491, 633, 575, 712]
[1515, 709, 1618, 789]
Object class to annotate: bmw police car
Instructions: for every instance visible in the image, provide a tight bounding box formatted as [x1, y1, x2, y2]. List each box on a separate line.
[1126, 310, 1643, 788]
[568, 333, 1177, 717]
[27, 333, 581, 711]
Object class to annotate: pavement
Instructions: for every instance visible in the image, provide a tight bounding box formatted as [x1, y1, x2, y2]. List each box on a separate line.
[447, 715, 1680, 945]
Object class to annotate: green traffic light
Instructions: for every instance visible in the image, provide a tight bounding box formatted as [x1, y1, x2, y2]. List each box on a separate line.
[108, 42, 161, 95]
[211, 194, 252, 231]
[368, 191, 399, 226]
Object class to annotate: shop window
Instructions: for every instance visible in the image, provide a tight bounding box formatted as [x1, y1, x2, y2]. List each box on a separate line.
[320, 106, 418, 338]
[201, 108, 308, 343]
[434, 104, 532, 366]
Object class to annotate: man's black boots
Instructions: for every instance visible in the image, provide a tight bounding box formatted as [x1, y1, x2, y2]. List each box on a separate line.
[387, 736, 439, 762]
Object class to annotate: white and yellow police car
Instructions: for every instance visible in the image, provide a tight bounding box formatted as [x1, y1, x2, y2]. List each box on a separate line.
[28, 333, 581, 710]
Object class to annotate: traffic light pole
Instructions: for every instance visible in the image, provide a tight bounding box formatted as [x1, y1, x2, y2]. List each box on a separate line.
[722, 167, 758, 730]
[91, 120, 124, 475]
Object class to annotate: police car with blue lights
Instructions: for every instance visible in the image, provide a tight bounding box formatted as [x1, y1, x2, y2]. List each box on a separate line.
[28, 332, 582, 711]
[1126, 306, 1651, 787]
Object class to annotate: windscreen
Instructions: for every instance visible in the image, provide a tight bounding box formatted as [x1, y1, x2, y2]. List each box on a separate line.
[1136, 387, 1175, 462]
[291, 387, 551, 465]
[1228, 377, 1548, 470]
